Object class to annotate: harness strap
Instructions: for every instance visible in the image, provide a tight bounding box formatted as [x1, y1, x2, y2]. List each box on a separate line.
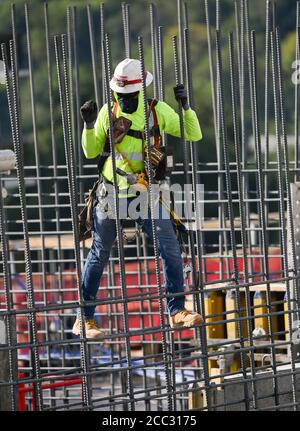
[148, 99, 160, 148]
[99, 99, 161, 176]
[113, 98, 160, 145]
[126, 129, 145, 140]
[126, 127, 159, 140]
[112, 101, 118, 117]
[97, 103, 119, 175]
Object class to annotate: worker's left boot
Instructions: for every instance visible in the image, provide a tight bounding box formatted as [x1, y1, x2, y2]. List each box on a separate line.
[72, 318, 104, 340]
[169, 308, 203, 328]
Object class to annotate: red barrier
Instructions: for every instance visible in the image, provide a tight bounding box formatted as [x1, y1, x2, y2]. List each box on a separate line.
[0, 251, 283, 359]
[18, 374, 83, 411]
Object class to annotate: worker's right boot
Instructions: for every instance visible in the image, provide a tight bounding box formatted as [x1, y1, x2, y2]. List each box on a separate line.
[72, 318, 104, 340]
[169, 308, 203, 329]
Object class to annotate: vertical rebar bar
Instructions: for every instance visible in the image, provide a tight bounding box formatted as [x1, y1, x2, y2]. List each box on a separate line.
[275, 25, 300, 321]
[270, 29, 299, 411]
[0, 175, 17, 410]
[205, 0, 226, 282]
[150, 3, 159, 100]
[125, 4, 131, 58]
[215, 29, 250, 411]
[216, 0, 220, 32]
[6, 39, 43, 410]
[183, 23, 211, 411]
[275, 26, 300, 407]
[103, 32, 135, 411]
[234, 1, 242, 82]
[249, 29, 279, 408]
[157, 26, 165, 102]
[295, 4, 300, 182]
[241, 0, 254, 277]
[44, 1, 66, 369]
[67, 7, 77, 167]
[157, 25, 167, 149]
[264, 0, 271, 230]
[173, 34, 211, 408]
[100, 3, 105, 105]
[11, 4, 20, 106]
[228, 30, 258, 410]
[25, 2, 51, 369]
[177, 0, 185, 85]
[138, 35, 173, 411]
[87, 4, 100, 108]
[204, 0, 217, 138]
[54, 34, 91, 409]
[172, 35, 198, 293]
[122, 2, 131, 58]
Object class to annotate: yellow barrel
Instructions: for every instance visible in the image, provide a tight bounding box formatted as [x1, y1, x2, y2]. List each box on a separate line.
[204, 291, 226, 339]
[284, 291, 289, 341]
[188, 383, 207, 410]
[253, 290, 279, 338]
[225, 289, 248, 340]
[230, 357, 241, 373]
[208, 358, 218, 375]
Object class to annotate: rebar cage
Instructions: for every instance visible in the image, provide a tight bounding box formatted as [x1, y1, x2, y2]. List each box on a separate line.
[1, 0, 300, 411]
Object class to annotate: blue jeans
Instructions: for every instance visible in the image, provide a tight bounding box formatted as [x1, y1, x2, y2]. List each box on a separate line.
[79, 196, 185, 319]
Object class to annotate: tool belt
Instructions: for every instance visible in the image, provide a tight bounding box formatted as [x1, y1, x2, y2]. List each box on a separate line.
[79, 175, 188, 253]
[78, 179, 101, 241]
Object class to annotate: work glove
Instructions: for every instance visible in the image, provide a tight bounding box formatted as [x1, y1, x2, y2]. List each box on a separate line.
[173, 84, 189, 110]
[80, 100, 98, 127]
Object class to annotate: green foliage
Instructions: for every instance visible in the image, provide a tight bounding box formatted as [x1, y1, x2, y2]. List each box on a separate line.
[0, 0, 299, 174]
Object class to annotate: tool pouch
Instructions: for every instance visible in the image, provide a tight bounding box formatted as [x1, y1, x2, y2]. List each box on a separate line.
[97, 116, 132, 174]
[112, 116, 132, 144]
[78, 179, 100, 242]
[145, 145, 174, 181]
[168, 190, 188, 252]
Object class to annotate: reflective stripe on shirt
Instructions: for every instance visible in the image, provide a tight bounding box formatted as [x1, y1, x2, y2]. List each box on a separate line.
[109, 152, 144, 161]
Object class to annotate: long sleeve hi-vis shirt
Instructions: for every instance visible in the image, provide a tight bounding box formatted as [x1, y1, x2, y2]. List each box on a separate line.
[82, 91, 202, 194]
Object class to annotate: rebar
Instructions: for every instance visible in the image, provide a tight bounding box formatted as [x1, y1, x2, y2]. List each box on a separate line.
[2, 38, 43, 410]
[138, 34, 174, 411]
[270, 28, 299, 411]
[0, 0, 300, 413]
[87, 4, 101, 108]
[216, 29, 250, 410]
[228, 30, 258, 409]
[54, 35, 91, 409]
[103, 32, 136, 411]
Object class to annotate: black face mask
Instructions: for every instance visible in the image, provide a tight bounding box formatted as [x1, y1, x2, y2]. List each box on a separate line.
[117, 92, 139, 114]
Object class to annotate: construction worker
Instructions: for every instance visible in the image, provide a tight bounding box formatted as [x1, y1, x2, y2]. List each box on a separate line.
[72, 58, 203, 339]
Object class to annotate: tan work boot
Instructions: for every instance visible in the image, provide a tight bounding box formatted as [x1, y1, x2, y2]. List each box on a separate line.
[72, 318, 104, 340]
[169, 308, 203, 328]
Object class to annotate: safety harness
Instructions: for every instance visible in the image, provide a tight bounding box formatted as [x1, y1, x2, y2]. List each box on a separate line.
[124, 99, 161, 148]
[97, 98, 161, 175]
[79, 98, 186, 257]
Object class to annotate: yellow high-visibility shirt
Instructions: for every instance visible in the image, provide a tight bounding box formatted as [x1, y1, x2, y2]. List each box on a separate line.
[82, 91, 202, 194]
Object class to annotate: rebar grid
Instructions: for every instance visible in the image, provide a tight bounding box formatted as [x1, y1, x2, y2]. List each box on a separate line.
[1, 0, 300, 412]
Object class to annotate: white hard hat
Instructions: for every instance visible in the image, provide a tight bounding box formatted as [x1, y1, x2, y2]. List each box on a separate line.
[110, 58, 153, 94]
